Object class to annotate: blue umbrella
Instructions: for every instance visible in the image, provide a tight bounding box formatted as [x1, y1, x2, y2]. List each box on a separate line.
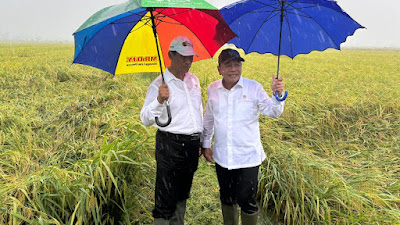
[220, 0, 364, 101]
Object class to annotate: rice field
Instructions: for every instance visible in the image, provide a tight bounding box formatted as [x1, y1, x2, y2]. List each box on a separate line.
[0, 43, 399, 224]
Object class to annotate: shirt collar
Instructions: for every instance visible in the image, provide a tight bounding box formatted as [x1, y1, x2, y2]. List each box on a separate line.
[164, 68, 178, 83]
[236, 76, 244, 88]
[218, 75, 244, 90]
[164, 68, 191, 83]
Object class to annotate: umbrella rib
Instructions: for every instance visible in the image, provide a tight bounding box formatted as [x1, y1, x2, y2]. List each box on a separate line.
[154, 8, 171, 26]
[285, 0, 298, 9]
[226, 1, 279, 27]
[290, 0, 349, 15]
[159, 8, 195, 17]
[115, 9, 192, 29]
[283, 9, 294, 58]
[111, 19, 142, 25]
[245, 0, 308, 53]
[247, 10, 280, 53]
[252, 0, 280, 9]
[155, 13, 217, 70]
[157, 16, 183, 26]
[285, 10, 312, 19]
[129, 19, 152, 32]
[286, 3, 341, 49]
[282, 0, 296, 58]
[285, 1, 324, 15]
[153, 9, 194, 27]
[154, 10, 213, 58]
[110, 10, 150, 25]
[157, 19, 182, 26]
[122, 13, 153, 33]
[246, 10, 281, 14]
[109, 11, 155, 32]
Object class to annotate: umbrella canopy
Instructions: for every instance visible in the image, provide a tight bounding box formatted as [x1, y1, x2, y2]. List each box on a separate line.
[142, 0, 245, 10]
[73, 0, 237, 75]
[220, 0, 364, 57]
[220, 0, 364, 100]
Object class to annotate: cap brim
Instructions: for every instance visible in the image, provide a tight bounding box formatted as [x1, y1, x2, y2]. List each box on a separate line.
[177, 49, 199, 57]
[220, 57, 245, 65]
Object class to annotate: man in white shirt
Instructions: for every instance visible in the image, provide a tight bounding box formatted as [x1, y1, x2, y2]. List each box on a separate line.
[141, 36, 203, 225]
[202, 49, 285, 225]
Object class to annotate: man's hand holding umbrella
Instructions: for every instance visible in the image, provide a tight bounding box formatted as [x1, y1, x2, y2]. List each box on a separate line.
[271, 75, 284, 98]
[157, 83, 169, 104]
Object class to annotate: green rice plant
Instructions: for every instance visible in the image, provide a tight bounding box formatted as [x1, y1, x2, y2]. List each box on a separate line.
[0, 123, 153, 224]
[256, 101, 400, 224]
[1, 43, 399, 224]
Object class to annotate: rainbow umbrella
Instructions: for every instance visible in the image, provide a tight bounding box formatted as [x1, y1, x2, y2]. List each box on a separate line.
[73, 0, 238, 75]
[73, 0, 238, 126]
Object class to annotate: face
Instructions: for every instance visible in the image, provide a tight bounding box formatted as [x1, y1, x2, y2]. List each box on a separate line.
[169, 51, 194, 74]
[218, 59, 242, 87]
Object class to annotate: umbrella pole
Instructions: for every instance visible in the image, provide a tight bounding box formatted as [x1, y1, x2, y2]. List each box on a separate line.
[149, 8, 165, 81]
[275, 0, 288, 101]
[149, 8, 172, 127]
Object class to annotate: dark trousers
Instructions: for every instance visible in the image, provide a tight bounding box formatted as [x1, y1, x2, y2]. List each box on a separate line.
[216, 163, 259, 214]
[152, 130, 200, 219]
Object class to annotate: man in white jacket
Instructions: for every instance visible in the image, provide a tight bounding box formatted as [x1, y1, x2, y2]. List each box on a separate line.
[202, 48, 285, 225]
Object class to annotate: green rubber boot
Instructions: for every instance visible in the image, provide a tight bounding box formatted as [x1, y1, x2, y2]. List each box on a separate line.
[221, 203, 239, 225]
[241, 210, 259, 225]
[170, 200, 187, 225]
[154, 218, 169, 225]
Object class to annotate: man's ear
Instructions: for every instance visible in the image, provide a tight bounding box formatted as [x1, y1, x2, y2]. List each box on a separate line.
[217, 65, 222, 75]
[168, 51, 175, 60]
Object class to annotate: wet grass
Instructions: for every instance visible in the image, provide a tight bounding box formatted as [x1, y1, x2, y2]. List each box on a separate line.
[0, 43, 399, 224]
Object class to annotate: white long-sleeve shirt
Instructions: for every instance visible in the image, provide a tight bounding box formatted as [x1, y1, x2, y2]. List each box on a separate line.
[140, 68, 203, 135]
[202, 76, 285, 170]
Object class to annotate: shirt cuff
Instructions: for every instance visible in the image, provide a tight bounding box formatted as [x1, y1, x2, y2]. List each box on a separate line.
[202, 139, 212, 148]
[271, 95, 285, 105]
[149, 98, 165, 116]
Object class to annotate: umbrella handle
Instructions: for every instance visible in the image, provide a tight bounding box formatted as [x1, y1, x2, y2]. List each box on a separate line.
[155, 99, 172, 127]
[275, 90, 288, 101]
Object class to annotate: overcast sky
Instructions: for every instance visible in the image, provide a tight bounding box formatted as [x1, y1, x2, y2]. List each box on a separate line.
[0, 0, 399, 48]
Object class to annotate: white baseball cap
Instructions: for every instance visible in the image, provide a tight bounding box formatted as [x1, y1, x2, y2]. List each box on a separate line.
[169, 36, 198, 57]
